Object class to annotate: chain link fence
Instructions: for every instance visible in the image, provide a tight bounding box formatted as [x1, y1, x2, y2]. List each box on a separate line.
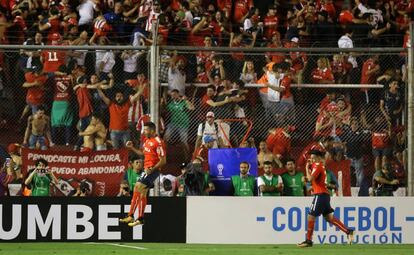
[0, 45, 410, 196]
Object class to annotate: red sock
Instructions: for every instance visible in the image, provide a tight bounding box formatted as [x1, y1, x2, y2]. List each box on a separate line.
[330, 217, 349, 234]
[138, 195, 147, 219]
[128, 191, 141, 216]
[306, 218, 315, 241]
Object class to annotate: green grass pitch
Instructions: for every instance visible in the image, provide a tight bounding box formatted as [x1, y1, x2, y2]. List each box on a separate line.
[0, 243, 413, 255]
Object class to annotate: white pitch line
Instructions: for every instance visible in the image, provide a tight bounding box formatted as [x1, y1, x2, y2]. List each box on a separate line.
[84, 242, 147, 250]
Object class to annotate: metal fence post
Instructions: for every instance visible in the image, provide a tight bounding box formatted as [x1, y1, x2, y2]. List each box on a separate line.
[149, 19, 160, 196]
[408, 23, 414, 196]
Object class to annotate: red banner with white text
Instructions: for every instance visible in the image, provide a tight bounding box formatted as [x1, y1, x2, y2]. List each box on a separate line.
[21, 148, 129, 197]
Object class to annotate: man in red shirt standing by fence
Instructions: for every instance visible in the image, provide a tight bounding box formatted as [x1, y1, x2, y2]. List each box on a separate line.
[120, 122, 166, 227]
[298, 149, 354, 248]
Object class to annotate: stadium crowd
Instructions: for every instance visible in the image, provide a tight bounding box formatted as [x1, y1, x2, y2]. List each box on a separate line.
[0, 0, 410, 197]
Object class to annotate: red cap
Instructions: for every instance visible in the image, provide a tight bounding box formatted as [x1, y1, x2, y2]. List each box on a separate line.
[7, 143, 21, 154]
[51, 33, 61, 41]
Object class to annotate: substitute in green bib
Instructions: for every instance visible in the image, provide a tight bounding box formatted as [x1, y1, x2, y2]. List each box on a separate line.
[24, 158, 58, 196]
[281, 159, 306, 196]
[258, 161, 283, 196]
[124, 155, 144, 194]
[231, 161, 256, 196]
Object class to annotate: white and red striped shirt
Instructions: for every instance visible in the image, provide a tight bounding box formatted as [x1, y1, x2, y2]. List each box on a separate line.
[128, 98, 143, 123]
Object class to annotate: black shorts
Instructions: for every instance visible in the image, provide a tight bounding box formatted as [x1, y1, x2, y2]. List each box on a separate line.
[138, 169, 160, 188]
[309, 193, 334, 217]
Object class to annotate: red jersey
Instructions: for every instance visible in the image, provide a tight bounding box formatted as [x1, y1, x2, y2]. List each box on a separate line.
[360, 58, 378, 85]
[310, 162, 329, 195]
[311, 67, 334, 84]
[197, 51, 215, 72]
[109, 101, 131, 131]
[25, 72, 48, 106]
[372, 131, 391, 149]
[53, 75, 72, 101]
[266, 128, 291, 157]
[263, 15, 279, 40]
[42, 50, 66, 73]
[46, 18, 61, 42]
[266, 41, 285, 64]
[196, 71, 209, 83]
[75, 87, 93, 118]
[143, 136, 166, 169]
[170, 0, 181, 11]
[285, 43, 307, 71]
[217, 0, 232, 17]
[233, 0, 253, 23]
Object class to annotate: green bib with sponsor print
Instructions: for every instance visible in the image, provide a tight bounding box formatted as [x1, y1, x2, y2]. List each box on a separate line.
[282, 172, 305, 196]
[231, 175, 255, 196]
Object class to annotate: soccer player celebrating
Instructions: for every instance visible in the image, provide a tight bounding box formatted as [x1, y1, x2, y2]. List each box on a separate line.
[298, 150, 354, 248]
[119, 122, 166, 227]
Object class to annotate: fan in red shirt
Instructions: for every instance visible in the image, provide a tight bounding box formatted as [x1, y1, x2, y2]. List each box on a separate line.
[190, 14, 213, 46]
[121, 122, 166, 227]
[266, 124, 294, 162]
[297, 149, 353, 247]
[38, 7, 61, 43]
[265, 32, 285, 64]
[42, 33, 66, 73]
[311, 57, 334, 84]
[23, 66, 48, 114]
[233, 0, 253, 24]
[263, 6, 279, 40]
[360, 55, 380, 88]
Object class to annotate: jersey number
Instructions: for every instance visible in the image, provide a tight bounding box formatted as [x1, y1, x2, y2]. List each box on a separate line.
[48, 52, 58, 62]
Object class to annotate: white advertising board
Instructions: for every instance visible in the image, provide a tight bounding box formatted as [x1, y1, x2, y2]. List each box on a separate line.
[187, 197, 414, 244]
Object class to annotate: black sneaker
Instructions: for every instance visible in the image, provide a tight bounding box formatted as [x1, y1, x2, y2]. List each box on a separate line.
[297, 240, 313, 248]
[347, 229, 355, 245]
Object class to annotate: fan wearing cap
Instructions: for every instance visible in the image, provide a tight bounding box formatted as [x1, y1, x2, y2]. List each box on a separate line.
[195, 111, 224, 150]
[285, 36, 307, 84]
[297, 149, 353, 247]
[41, 33, 67, 73]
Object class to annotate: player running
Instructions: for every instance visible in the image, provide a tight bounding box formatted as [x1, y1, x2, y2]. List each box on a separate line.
[297, 149, 354, 248]
[119, 121, 166, 227]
